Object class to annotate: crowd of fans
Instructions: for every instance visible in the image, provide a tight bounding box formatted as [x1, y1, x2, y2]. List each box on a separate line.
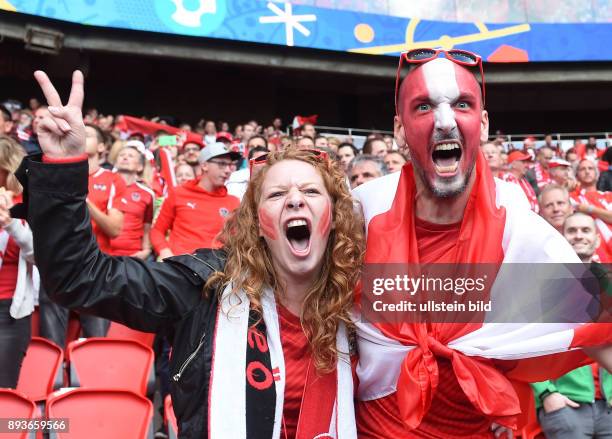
[0, 96, 611, 438]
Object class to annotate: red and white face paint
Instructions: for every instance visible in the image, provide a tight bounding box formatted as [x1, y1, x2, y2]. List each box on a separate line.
[258, 160, 333, 285]
[396, 58, 487, 197]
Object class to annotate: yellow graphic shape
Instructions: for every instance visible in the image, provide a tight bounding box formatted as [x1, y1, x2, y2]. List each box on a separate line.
[349, 18, 531, 55]
[354, 23, 375, 43]
[0, 0, 16, 12]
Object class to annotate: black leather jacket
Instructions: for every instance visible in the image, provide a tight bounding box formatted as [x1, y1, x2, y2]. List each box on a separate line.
[14, 156, 225, 438]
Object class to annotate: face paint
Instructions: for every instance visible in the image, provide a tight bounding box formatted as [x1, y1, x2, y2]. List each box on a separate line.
[317, 200, 332, 236]
[398, 58, 483, 197]
[258, 208, 278, 240]
[258, 160, 333, 284]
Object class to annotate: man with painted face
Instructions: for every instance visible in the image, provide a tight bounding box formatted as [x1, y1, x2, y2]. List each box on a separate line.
[352, 49, 612, 438]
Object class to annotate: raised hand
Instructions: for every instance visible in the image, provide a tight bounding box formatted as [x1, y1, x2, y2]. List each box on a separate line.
[33, 70, 86, 158]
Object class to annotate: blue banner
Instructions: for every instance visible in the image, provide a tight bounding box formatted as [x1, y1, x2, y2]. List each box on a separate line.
[2, 0, 611, 62]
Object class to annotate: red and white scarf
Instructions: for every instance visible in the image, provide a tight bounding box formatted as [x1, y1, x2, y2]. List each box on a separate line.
[352, 152, 612, 430]
[500, 172, 539, 213]
[208, 285, 356, 438]
[533, 162, 551, 189]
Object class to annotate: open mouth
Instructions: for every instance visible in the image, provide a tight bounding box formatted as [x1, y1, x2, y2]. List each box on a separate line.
[431, 141, 462, 175]
[285, 219, 311, 256]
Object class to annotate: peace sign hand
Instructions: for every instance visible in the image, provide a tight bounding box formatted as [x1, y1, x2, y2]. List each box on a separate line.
[33, 70, 86, 158]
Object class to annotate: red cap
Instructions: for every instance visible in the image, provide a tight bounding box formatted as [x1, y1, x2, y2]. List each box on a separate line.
[216, 131, 233, 142]
[548, 158, 571, 169]
[183, 138, 205, 149]
[507, 151, 531, 164]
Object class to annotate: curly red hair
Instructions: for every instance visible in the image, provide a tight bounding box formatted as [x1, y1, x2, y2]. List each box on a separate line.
[207, 148, 364, 372]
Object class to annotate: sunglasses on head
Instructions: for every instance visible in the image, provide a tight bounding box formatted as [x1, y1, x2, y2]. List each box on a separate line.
[394, 48, 486, 116]
[248, 149, 329, 174]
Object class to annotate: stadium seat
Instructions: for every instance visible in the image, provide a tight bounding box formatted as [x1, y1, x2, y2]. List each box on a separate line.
[107, 321, 156, 347]
[164, 395, 178, 439]
[16, 337, 64, 402]
[67, 338, 155, 396]
[0, 388, 39, 439]
[46, 388, 154, 439]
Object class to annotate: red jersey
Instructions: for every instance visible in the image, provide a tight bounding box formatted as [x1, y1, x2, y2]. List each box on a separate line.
[500, 172, 539, 213]
[88, 168, 127, 253]
[150, 179, 239, 255]
[278, 304, 311, 439]
[108, 181, 155, 256]
[570, 188, 612, 262]
[358, 218, 493, 438]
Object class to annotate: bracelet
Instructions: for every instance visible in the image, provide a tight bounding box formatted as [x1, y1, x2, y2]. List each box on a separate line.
[539, 390, 552, 403]
[586, 205, 594, 214]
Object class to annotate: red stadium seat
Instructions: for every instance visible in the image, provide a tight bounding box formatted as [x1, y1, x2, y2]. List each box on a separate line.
[164, 395, 178, 439]
[67, 338, 155, 396]
[16, 337, 64, 402]
[106, 321, 155, 347]
[0, 389, 39, 439]
[46, 388, 153, 439]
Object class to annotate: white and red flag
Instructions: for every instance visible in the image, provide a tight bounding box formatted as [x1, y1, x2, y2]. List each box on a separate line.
[352, 152, 611, 432]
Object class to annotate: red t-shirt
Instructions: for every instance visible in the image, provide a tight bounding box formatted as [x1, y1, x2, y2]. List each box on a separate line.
[278, 304, 310, 439]
[357, 217, 493, 438]
[0, 236, 19, 300]
[108, 182, 154, 256]
[150, 179, 239, 255]
[88, 168, 127, 253]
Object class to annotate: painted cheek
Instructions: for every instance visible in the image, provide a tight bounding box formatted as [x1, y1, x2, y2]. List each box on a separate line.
[400, 68, 435, 174]
[258, 208, 278, 240]
[317, 200, 332, 236]
[453, 63, 483, 172]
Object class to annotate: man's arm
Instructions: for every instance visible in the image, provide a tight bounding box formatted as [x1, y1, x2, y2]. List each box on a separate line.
[150, 196, 175, 259]
[585, 345, 612, 373]
[87, 201, 123, 238]
[531, 381, 579, 413]
[576, 203, 612, 224]
[131, 223, 152, 260]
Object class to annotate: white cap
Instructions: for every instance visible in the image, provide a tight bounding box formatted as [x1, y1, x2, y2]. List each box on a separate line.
[124, 139, 154, 162]
[125, 140, 146, 156]
[548, 158, 571, 168]
[198, 142, 241, 164]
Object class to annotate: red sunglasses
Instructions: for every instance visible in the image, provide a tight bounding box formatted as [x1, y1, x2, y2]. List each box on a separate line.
[249, 149, 329, 173]
[394, 48, 486, 116]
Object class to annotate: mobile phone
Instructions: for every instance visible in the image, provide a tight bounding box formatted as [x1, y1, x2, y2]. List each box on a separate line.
[158, 135, 177, 147]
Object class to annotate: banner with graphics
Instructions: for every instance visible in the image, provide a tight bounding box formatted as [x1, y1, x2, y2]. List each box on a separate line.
[1, 0, 611, 62]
